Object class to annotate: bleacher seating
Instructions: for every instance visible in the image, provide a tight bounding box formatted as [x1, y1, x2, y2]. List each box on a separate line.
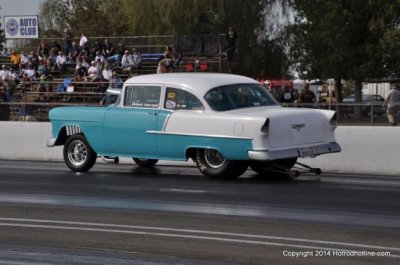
[0, 35, 229, 121]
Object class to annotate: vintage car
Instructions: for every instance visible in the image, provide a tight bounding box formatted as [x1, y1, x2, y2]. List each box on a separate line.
[342, 94, 385, 117]
[47, 73, 341, 178]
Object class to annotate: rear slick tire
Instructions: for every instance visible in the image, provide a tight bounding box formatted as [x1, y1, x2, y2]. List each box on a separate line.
[195, 149, 248, 179]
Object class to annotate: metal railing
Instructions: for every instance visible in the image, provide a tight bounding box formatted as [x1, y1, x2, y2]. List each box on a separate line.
[0, 99, 392, 125]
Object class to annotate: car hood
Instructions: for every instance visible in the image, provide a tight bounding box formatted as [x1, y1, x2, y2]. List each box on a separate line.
[49, 106, 106, 122]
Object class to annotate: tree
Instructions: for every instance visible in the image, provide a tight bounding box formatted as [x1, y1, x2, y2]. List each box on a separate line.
[39, 0, 130, 38]
[38, 0, 291, 76]
[285, 0, 400, 111]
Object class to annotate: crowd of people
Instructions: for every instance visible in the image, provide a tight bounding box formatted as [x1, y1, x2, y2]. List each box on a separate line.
[0, 29, 185, 103]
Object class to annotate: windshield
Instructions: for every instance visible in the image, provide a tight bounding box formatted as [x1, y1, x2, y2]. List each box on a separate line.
[204, 83, 278, 111]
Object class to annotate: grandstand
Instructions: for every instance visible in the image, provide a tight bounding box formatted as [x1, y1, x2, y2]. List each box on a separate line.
[0, 35, 230, 121]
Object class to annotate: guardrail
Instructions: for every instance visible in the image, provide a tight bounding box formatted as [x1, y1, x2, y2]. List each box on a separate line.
[0, 122, 399, 176]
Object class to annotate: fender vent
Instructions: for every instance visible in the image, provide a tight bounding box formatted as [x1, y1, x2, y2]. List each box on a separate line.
[66, 125, 82, 136]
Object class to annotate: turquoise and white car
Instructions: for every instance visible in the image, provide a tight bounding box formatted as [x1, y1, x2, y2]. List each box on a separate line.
[47, 73, 340, 178]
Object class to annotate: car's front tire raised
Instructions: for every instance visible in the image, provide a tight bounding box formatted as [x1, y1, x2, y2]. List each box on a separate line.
[63, 134, 97, 172]
[195, 149, 248, 179]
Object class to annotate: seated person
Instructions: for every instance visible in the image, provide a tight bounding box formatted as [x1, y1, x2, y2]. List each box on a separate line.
[85, 61, 98, 81]
[52, 51, 67, 74]
[22, 64, 37, 81]
[109, 70, 123, 89]
[74, 61, 87, 82]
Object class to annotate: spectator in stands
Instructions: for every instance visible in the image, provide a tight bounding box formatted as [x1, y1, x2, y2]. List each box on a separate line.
[109, 70, 123, 89]
[225, 26, 238, 62]
[107, 42, 125, 65]
[44, 56, 53, 72]
[157, 60, 167, 74]
[74, 60, 87, 82]
[28, 51, 40, 71]
[132, 48, 142, 70]
[102, 63, 112, 81]
[53, 51, 67, 75]
[98, 75, 109, 93]
[0, 65, 10, 85]
[37, 40, 49, 58]
[80, 47, 90, 59]
[81, 57, 90, 69]
[65, 51, 76, 69]
[70, 41, 81, 60]
[79, 33, 88, 50]
[164, 45, 173, 58]
[86, 61, 98, 81]
[121, 49, 134, 74]
[95, 51, 106, 63]
[51, 40, 62, 55]
[10, 50, 21, 71]
[63, 28, 73, 54]
[1, 48, 11, 57]
[172, 47, 182, 68]
[19, 51, 29, 70]
[158, 54, 173, 72]
[37, 68, 52, 101]
[22, 64, 36, 81]
[48, 48, 57, 67]
[92, 40, 104, 59]
[103, 39, 114, 59]
[37, 57, 49, 77]
[5, 68, 18, 102]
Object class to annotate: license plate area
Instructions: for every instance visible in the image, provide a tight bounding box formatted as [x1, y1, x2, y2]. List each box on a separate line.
[299, 147, 315, 158]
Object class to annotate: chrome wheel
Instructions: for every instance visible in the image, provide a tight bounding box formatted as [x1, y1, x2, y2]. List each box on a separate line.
[67, 139, 88, 166]
[204, 149, 225, 169]
[63, 134, 97, 172]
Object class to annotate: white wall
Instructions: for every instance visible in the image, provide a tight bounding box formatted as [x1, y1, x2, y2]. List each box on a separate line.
[0, 122, 399, 176]
[0, 122, 63, 161]
[299, 127, 400, 175]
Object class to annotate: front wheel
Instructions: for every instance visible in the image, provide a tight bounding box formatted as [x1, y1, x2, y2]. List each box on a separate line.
[63, 134, 97, 172]
[195, 149, 248, 179]
[132, 158, 159, 167]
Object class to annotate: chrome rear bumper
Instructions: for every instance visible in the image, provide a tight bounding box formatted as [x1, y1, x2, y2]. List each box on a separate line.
[248, 142, 341, 161]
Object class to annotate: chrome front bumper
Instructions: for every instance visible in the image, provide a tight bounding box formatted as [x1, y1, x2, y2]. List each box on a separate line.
[47, 138, 56, 147]
[248, 142, 341, 161]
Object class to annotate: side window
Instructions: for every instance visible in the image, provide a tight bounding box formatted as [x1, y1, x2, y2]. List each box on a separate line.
[124, 86, 161, 108]
[164, 87, 204, 110]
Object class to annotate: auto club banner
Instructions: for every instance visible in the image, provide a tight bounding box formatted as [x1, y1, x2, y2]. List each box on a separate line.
[4, 16, 39, 39]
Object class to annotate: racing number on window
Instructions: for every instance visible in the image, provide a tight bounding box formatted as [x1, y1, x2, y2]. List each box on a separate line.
[164, 87, 204, 110]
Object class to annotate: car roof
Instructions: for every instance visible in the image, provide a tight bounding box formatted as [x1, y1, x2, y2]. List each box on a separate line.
[125, 73, 258, 95]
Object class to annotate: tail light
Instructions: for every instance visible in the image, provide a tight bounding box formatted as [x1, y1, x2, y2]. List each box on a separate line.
[260, 118, 270, 134]
[329, 112, 337, 125]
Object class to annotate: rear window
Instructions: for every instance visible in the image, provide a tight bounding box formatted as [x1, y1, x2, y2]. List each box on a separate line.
[204, 83, 278, 111]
